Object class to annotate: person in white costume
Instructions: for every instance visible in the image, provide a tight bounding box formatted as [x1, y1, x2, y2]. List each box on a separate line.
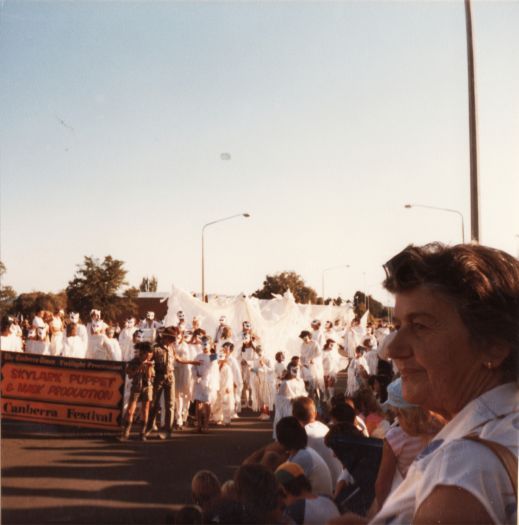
[119, 317, 138, 361]
[214, 315, 227, 343]
[367, 243, 519, 525]
[193, 336, 219, 433]
[221, 341, 243, 417]
[298, 330, 324, 398]
[62, 323, 87, 358]
[24, 328, 37, 353]
[173, 330, 193, 429]
[273, 362, 307, 439]
[189, 315, 202, 332]
[87, 321, 118, 360]
[104, 326, 122, 361]
[239, 328, 257, 409]
[0, 316, 23, 352]
[216, 325, 234, 354]
[30, 326, 51, 355]
[49, 310, 65, 356]
[250, 346, 274, 419]
[322, 338, 341, 401]
[346, 346, 369, 397]
[32, 310, 46, 329]
[213, 344, 235, 426]
[273, 352, 286, 392]
[363, 337, 379, 376]
[374, 320, 390, 346]
[310, 319, 325, 349]
[344, 318, 366, 358]
[139, 311, 160, 342]
[68, 312, 88, 348]
[175, 310, 186, 332]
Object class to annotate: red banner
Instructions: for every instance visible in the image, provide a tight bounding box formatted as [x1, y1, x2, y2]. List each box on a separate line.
[1, 351, 125, 430]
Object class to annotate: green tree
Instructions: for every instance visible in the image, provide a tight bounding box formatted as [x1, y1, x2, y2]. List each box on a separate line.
[12, 292, 67, 319]
[253, 271, 318, 304]
[0, 261, 17, 317]
[66, 256, 137, 322]
[139, 275, 158, 292]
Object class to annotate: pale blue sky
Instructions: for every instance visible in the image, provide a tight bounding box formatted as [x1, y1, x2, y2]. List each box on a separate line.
[1, 1, 518, 304]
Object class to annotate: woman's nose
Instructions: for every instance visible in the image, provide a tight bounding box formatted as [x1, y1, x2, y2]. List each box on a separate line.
[387, 328, 412, 360]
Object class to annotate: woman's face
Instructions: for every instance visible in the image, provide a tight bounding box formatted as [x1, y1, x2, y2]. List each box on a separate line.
[389, 285, 486, 417]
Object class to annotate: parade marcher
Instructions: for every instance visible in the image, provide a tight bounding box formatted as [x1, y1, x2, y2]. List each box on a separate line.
[273, 362, 307, 438]
[104, 325, 123, 361]
[24, 328, 37, 353]
[214, 315, 227, 343]
[310, 319, 325, 349]
[68, 312, 88, 349]
[146, 326, 199, 438]
[213, 344, 235, 426]
[174, 330, 194, 429]
[62, 323, 87, 359]
[119, 317, 138, 361]
[121, 342, 155, 440]
[346, 345, 369, 397]
[250, 346, 274, 419]
[216, 325, 234, 354]
[363, 337, 380, 376]
[190, 315, 203, 332]
[0, 316, 23, 352]
[240, 328, 257, 410]
[298, 330, 324, 399]
[139, 311, 160, 342]
[322, 338, 341, 401]
[32, 309, 46, 329]
[274, 352, 286, 392]
[30, 326, 51, 355]
[176, 310, 186, 331]
[49, 309, 65, 356]
[223, 341, 243, 418]
[193, 335, 219, 433]
[87, 321, 118, 361]
[86, 309, 106, 339]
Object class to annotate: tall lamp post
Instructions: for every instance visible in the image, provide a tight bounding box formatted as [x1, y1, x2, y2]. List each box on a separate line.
[404, 204, 465, 243]
[322, 265, 350, 301]
[201, 213, 250, 302]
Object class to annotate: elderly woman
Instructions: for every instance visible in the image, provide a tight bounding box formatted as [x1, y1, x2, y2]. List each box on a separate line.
[353, 243, 518, 525]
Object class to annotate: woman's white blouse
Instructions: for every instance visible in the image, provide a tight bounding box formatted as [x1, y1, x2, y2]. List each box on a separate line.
[371, 383, 518, 525]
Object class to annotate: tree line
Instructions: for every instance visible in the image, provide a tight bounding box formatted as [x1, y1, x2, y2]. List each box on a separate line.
[0, 260, 390, 322]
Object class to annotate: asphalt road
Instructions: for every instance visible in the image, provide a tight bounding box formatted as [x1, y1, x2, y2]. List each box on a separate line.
[1, 415, 273, 525]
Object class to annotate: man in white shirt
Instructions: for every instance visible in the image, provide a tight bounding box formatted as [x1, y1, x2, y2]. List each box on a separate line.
[292, 396, 343, 485]
[275, 415, 333, 496]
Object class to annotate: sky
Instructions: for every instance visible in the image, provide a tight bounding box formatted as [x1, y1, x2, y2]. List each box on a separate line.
[1, 0, 518, 306]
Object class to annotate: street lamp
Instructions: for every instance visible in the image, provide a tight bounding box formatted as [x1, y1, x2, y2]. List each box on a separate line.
[404, 203, 465, 243]
[322, 265, 350, 300]
[201, 213, 251, 302]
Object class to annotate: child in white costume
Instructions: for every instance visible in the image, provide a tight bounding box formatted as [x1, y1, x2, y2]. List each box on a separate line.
[223, 342, 243, 416]
[87, 321, 119, 361]
[299, 330, 324, 396]
[49, 311, 64, 356]
[346, 346, 369, 397]
[30, 326, 51, 355]
[213, 345, 235, 426]
[174, 331, 193, 428]
[193, 336, 219, 432]
[239, 331, 257, 409]
[322, 338, 341, 401]
[250, 347, 274, 419]
[105, 326, 123, 361]
[119, 318, 138, 361]
[62, 323, 87, 359]
[68, 312, 88, 349]
[273, 363, 307, 438]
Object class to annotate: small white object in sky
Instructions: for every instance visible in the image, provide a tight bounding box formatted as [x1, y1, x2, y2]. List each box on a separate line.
[55, 114, 74, 133]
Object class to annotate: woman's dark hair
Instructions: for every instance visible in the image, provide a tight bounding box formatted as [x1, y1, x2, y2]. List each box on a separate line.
[173, 505, 203, 524]
[352, 388, 383, 416]
[279, 475, 312, 497]
[275, 416, 308, 450]
[330, 403, 356, 424]
[383, 243, 519, 381]
[234, 464, 281, 524]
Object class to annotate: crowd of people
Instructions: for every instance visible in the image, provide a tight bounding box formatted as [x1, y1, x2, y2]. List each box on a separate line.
[1, 241, 517, 524]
